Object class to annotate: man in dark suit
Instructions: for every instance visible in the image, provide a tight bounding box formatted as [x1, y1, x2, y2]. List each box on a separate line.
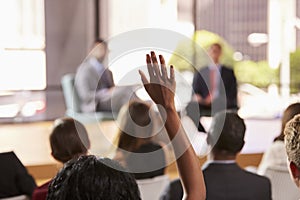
[0, 151, 36, 198]
[192, 43, 237, 116]
[161, 111, 272, 200]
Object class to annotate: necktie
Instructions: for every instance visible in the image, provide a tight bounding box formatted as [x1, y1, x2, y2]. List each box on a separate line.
[210, 68, 216, 99]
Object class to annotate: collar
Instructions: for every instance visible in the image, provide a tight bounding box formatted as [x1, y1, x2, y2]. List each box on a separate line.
[206, 160, 236, 165]
[89, 57, 105, 73]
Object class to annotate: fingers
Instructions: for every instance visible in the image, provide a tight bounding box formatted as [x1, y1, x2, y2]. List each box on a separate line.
[159, 55, 167, 81]
[151, 51, 161, 78]
[139, 70, 149, 85]
[169, 65, 175, 82]
[146, 54, 155, 80]
[146, 51, 174, 82]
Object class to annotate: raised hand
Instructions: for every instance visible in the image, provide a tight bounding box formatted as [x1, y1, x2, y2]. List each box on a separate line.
[139, 51, 176, 110]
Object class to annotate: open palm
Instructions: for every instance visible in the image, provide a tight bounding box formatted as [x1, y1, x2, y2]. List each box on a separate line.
[139, 51, 176, 110]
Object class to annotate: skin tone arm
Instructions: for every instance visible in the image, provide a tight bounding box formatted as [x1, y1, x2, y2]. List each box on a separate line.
[139, 51, 206, 200]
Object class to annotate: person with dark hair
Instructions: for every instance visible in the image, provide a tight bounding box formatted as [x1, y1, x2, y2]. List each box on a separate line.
[32, 117, 90, 200]
[75, 39, 139, 112]
[0, 151, 36, 198]
[47, 155, 140, 200]
[161, 111, 271, 200]
[284, 114, 300, 188]
[191, 43, 237, 116]
[258, 103, 300, 174]
[48, 52, 206, 199]
[114, 100, 166, 180]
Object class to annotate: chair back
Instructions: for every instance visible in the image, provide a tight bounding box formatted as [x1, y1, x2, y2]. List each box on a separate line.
[136, 175, 170, 200]
[264, 166, 300, 200]
[0, 195, 29, 200]
[61, 74, 81, 113]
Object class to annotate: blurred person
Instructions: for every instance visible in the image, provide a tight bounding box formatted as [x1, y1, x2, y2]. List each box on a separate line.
[258, 103, 300, 175]
[32, 117, 90, 200]
[0, 151, 36, 198]
[114, 100, 166, 179]
[284, 114, 300, 188]
[47, 52, 206, 200]
[75, 39, 139, 113]
[47, 155, 140, 200]
[161, 111, 271, 200]
[191, 43, 237, 116]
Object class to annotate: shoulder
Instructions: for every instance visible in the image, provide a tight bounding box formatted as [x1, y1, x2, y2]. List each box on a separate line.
[221, 65, 234, 73]
[243, 170, 271, 186]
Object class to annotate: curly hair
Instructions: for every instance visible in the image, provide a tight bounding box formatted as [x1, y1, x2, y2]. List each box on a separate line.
[284, 114, 300, 168]
[47, 155, 141, 200]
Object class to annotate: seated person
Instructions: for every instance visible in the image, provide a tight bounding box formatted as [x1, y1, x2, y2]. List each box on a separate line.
[258, 103, 300, 174]
[0, 151, 36, 198]
[32, 117, 90, 200]
[191, 43, 237, 116]
[47, 52, 206, 199]
[126, 142, 166, 180]
[284, 114, 300, 188]
[75, 39, 139, 113]
[161, 111, 271, 200]
[114, 100, 166, 179]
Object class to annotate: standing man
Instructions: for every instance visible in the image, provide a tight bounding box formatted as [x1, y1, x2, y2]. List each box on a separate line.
[192, 43, 237, 116]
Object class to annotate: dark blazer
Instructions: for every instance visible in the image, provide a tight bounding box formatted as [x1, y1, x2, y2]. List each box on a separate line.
[0, 152, 36, 198]
[160, 163, 271, 200]
[75, 57, 114, 112]
[203, 163, 272, 200]
[192, 65, 237, 111]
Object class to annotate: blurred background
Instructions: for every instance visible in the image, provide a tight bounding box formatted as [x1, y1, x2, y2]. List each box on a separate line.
[0, 0, 300, 122]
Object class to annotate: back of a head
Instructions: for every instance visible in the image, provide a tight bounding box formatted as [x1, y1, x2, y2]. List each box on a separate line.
[276, 103, 300, 141]
[47, 155, 140, 200]
[117, 101, 153, 151]
[208, 111, 246, 156]
[50, 118, 90, 163]
[284, 114, 300, 169]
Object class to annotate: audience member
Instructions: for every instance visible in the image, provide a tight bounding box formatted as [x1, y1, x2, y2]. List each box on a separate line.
[114, 100, 166, 179]
[258, 103, 300, 174]
[75, 39, 139, 113]
[161, 111, 271, 200]
[284, 114, 300, 188]
[0, 151, 36, 198]
[191, 43, 237, 116]
[47, 155, 140, 200]
[32, 117, 90, 200]
[47, 51, 206, 199]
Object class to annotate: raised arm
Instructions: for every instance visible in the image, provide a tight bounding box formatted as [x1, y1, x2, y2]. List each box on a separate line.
[139, 51, 206, 200]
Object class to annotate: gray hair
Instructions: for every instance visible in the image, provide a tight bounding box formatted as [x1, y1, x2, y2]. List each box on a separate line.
[285, 114, 300, 168]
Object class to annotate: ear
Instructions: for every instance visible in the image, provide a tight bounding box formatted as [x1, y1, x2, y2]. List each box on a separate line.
[289, 162, 300, 179]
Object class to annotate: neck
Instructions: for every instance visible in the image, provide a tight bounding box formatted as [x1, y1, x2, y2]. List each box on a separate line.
[209, 152, 236, 161]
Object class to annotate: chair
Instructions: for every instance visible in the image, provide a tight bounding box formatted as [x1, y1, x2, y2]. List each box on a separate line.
[0, 195, 29, 200]
[136, 175, 170, 200]
[264, 166, 300, 200]
[61, 74, 115, 123]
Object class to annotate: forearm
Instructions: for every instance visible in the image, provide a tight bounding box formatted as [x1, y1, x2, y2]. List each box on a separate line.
[160, 107, 206, 200]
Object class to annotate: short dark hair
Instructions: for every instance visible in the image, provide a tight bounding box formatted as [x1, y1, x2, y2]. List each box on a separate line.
[50, 118, 90, 163]
[94, 38, 107, 46]
[210, 43, 222, 51]
[47, 155, 141, 200]
[208, 111, 246, 155]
